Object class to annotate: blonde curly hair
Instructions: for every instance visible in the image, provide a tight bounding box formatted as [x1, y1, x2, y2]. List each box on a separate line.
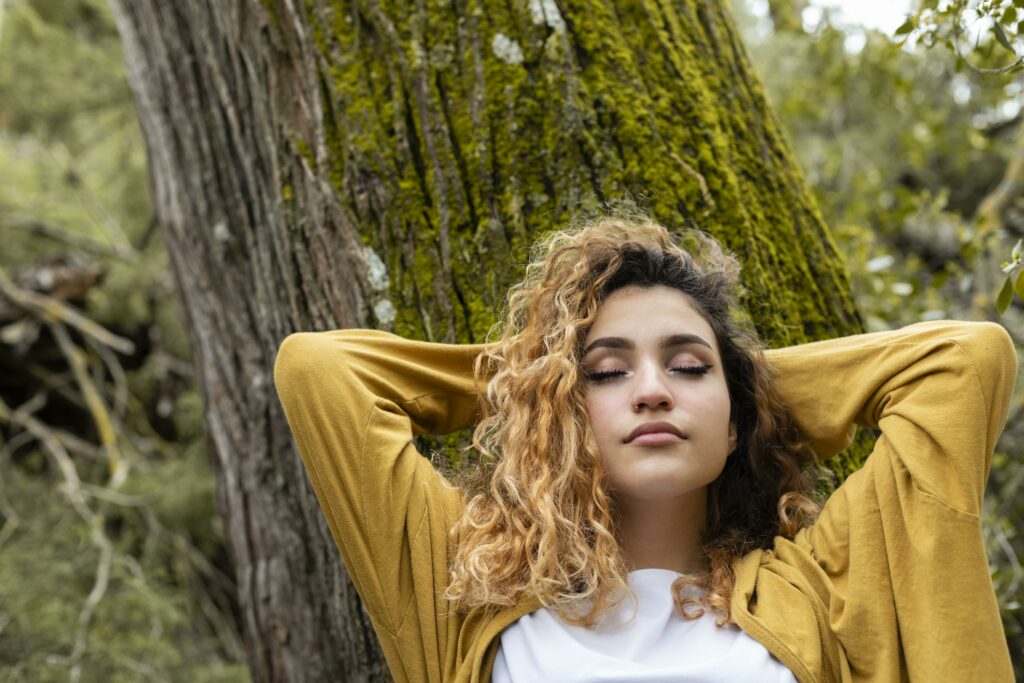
[443, 214, 819, 628]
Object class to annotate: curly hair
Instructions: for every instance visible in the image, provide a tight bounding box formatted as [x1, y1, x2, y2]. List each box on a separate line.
[442, 214, 820, 628]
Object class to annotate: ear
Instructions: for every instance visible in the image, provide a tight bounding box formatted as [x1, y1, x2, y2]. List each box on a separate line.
[728, 422, 738, 455]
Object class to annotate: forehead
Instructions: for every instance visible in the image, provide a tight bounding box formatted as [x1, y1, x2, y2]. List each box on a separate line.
[584, 285, 718, 351]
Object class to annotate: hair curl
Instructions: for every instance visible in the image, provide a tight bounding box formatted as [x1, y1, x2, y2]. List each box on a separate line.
[443, 214, 820, 628]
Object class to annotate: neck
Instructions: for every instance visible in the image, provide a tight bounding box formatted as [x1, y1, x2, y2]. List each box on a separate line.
[613, 487, 708, 576]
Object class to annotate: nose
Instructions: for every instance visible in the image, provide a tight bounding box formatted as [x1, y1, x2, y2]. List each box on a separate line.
[630, 362, 674, 412]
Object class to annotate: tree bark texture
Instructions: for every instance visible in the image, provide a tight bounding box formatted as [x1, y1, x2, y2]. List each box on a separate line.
[110, 0, 863, 680]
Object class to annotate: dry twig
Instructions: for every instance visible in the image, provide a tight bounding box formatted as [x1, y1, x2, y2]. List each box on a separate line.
[0, 395, 113, 682]
[0, 269, 135, 355]
[49, 322, 129, 490]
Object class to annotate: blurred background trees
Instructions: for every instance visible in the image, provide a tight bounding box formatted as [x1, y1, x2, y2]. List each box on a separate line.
[1, 0, 1022, 679]
[0, 0, 246, 680]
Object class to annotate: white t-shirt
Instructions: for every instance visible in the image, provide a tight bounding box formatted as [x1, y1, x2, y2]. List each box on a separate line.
[491, 567, 797, 682]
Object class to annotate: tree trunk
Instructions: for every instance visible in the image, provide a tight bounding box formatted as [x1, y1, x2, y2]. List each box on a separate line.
[109, 0, 862, 680]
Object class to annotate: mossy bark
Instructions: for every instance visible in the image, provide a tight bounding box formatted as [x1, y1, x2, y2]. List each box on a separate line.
[111, 0, 864, 680]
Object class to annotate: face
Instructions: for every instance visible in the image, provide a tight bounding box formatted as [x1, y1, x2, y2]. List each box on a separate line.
[580, 285, 736, 504]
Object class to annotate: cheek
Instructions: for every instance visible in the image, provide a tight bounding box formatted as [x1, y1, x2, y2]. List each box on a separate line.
[710, 397, 734, 444]
[680, 385, 733, 438]
[691, 382, 731, 415]
[708, 394, 732, 424]
[584, 394, 622, 443]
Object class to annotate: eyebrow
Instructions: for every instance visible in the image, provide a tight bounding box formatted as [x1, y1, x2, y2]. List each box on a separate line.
[582, 334, 713, 355]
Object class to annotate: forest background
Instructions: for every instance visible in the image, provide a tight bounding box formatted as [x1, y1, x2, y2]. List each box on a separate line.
[2, 0, 1024, 680]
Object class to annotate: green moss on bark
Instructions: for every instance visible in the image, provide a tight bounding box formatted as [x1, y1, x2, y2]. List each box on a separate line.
[297, 0, 868, 478]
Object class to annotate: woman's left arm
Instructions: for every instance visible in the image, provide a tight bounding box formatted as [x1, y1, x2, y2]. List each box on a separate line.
[762, 320, 1018, 681]
[766, 320, 1017, 515]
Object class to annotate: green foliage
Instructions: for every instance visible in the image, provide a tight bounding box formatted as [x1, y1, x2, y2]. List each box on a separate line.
[741, 7, 1013, 326]
[998, 238, 1024, 313]
[0, 1, 247, 680]
[0, 0, 147, 269]
[897, 0, 1024, 71]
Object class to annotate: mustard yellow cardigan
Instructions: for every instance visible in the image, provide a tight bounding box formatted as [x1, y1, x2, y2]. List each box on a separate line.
[273, 320, 1018, 682]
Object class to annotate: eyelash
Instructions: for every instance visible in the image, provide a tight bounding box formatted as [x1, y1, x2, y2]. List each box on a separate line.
[585, 364, 712, 382]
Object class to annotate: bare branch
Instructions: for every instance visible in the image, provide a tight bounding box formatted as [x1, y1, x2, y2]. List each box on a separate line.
[976, 113, 1024, 233]
[150, 349, 195, 379]
[86, 334, 130, 423]
[0, 398, 87, 512]
[8, 221, 136, 261]
[0, 429, 28, 549]
[68, 525, 113, 683]
[995, 526, 1023, 595]
[49, 322, 129, 490]
[0, 270, 135, 355]
[80, 483, 148, 507]
[0, 395, 114, 679]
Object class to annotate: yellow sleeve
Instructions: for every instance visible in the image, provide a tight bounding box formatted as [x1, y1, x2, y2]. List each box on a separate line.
[273, 329, 484, 680]
[766, 320, 1018, 680]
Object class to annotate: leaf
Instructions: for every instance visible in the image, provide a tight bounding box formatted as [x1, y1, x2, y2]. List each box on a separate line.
[997, 276, 1014, 314]
[993, 22, 1017, 55]
[1005, 7, 1019, 25]
[895, 18, 916, 36]
[1015, 270, 1024, 299]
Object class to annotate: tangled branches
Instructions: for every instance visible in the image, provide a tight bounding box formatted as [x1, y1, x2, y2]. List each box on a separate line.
[0, 258, 243, 680]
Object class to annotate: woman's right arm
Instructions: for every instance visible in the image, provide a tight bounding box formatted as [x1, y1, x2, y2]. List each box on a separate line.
[272, 329, 484, 641]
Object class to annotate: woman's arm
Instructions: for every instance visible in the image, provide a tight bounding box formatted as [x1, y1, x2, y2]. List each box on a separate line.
[766, 319, 1016, 516]
[273, 329, 483, 672]
[763, 320, 1018, 681]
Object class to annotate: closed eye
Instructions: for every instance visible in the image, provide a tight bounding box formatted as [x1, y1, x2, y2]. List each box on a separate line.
[671, 364, 712, 375]
[585, 369, 627, 382]
[586, 364, 712, 382]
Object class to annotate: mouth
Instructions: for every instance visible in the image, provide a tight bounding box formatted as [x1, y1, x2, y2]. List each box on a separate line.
[625, 421, 687, 444]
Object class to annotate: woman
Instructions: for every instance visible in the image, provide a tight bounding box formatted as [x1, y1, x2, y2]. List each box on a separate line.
[274, 217, 1017, 682]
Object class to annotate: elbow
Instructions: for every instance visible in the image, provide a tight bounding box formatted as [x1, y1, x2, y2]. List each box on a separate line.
[949, 321, 1018, 429]
[955, 321, 1017, 392]
[274, 331, 356, 403]
[273, 329, 372, 404]
[273, 332, 321, 407]
[274, 332, 319, 386]
[986, 321, 1017, 379]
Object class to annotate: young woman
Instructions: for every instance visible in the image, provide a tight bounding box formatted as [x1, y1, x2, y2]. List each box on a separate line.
[274, 217, 1018, 682]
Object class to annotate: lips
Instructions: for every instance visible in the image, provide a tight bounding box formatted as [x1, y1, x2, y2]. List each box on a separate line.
[625, 421, 686, 444]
